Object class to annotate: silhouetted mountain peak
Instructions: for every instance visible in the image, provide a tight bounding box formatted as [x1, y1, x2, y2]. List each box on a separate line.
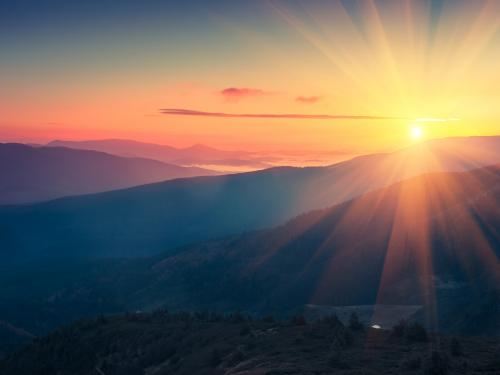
[0, 143, 217, 204]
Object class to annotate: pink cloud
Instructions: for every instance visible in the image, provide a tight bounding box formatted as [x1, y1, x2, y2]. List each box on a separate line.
[220, 87, 269, 101]
[295, 96, 322, 104]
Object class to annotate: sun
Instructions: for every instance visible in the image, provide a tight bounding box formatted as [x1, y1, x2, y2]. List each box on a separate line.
[410, 126, 423, 141]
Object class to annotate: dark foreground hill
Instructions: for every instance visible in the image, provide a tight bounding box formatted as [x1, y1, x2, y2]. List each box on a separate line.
[2, 136, 500, 261]
[1, 311, 498, 375]
[0, 143, 216, 205]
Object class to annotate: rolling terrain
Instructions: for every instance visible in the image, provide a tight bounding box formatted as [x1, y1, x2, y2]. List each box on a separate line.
[0, 143, 217, 205]
[0, 165, 498, 355]
[1, 136, 499, 261]
[46, 139, 270, 171]
[1, 311, 498, 375]
[67, 165, 497, 324]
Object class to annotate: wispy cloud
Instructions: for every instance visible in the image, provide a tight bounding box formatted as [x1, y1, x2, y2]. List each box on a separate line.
[414, 117, 461, 123]
[160, 108, 403, 120]
[295, 96, 322, 104]
[220, 87, 270, 101]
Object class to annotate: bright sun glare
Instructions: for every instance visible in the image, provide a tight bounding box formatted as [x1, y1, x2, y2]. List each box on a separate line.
[410, 126, 423, 140]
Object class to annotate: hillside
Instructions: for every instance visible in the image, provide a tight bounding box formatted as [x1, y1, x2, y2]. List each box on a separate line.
[0, 165, 498, 355]
[85, 165, 497, 325]
[46, 139, 268, 170]
[1, 136, 500, 261]
[0, 143, 217, 205]
[1, 311, 498, 375]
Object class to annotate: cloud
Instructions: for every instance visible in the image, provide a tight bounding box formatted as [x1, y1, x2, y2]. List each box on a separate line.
[295, 96, 322, 104]
[160, 108, 403, 120]
[414, 117, 461, 123]
[220, 87, 269, 101]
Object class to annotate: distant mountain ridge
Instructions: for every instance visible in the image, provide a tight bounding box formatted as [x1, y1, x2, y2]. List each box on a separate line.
[46, 139, 270, 170]
[1, 136, 500, 261]
[0, 143, 217, 205]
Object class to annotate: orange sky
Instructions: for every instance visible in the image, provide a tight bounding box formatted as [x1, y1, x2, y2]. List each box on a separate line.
[1, 0, 499, 153]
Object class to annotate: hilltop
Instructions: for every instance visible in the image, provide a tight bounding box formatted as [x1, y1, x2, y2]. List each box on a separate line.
[1, 311, 498, 375]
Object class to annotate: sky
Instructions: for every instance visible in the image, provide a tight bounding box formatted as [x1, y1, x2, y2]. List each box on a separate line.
[1, 0, 500, 153]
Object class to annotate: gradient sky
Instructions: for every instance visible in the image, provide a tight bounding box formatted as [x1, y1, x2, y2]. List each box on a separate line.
[1, 0, 499, 152]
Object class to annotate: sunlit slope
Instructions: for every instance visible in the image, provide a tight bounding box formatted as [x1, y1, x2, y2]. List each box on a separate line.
[112, 165, 498, 335]
[129, 165, 499, 311]
[0, 165, 498, 342]
[1, 136, 499, 260]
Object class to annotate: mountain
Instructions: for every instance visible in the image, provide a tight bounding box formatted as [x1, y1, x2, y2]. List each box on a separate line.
[46, 139, 269, 170]
[145, 165, 499, 310]
[62, 165, 497, 325]
[0, 143, 217, 205]
[1, 136, 499, 261]
[0, 165, 498, 352]
[0, 321, 34, 360]
[1, 311, 498, 374]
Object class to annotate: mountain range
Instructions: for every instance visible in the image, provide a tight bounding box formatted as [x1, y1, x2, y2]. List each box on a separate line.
[46, 139, 271, 170]
[0, 143, 217, 205]
[0, 136, 499, 357]
[0, 164, 498, 356]
[1, 136, 499, 261]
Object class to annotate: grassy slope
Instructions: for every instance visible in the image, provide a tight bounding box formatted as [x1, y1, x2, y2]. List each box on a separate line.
[0, 311, 499, 375]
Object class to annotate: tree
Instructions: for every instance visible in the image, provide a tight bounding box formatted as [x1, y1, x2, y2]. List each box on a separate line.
[405, 322, 428, 343]
[450, 338, 463, 357]
[291, 315, 307, 326]
[209, 348, 222, 367]
[348, 312, 363, 331]
[426, 351, 449, 375]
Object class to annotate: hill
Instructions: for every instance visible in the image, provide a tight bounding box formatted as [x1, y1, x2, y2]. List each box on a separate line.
[0, 311, 498, 374]
[0, 143, 217, 205]
[46, 139, 269, 170]
[1, 136, 500, 261]
[71, 165, 496, 328]
[0, 165, 498, 355]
